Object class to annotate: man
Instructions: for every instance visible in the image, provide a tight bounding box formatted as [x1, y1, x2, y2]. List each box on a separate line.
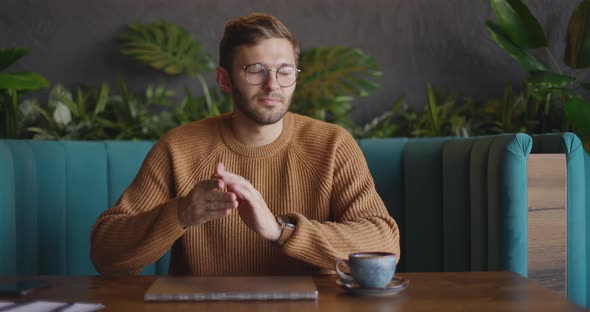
[91, 13, 399, 276]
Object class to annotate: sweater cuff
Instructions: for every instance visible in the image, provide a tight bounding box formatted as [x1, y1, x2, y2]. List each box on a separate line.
[278, 213, 337, 268]
[162, 197, 188, 235]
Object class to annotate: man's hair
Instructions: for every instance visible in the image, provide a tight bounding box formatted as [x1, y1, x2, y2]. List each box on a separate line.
[219, 13, 300, 71]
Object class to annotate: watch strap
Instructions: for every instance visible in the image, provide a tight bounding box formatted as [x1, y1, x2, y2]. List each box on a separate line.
[274, 215, 295, 247]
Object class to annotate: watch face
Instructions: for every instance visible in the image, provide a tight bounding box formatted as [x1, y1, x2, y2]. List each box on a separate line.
[277, 215, 294, 226]
[278, 215, 293, 224]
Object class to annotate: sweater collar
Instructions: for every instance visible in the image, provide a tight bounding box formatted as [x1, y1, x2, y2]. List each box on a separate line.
[219, 112, 294, 158]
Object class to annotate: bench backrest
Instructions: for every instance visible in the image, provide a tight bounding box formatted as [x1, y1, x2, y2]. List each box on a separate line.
[0, 134, 532, 277]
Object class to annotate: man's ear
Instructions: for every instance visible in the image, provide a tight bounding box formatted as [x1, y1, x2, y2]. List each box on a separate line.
[216, 66, 233, 93]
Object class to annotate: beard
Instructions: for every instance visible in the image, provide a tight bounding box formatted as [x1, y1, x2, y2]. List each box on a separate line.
[232, 85, 292, 125]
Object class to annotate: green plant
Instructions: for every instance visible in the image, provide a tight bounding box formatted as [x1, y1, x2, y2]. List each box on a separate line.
[105, 78, 177, 140]
[175, 85, 233, 124]
[0, 48, 49, 138]
[23, 79, 188, 140]
[119, 20, 222, 114]
[409, 84, 474, 137]
[474, 83, 567, 135]
[354, 96, 404, 138]
[23, 84, 112, 140]
[358, 84, 474, 138]
[486, 0, 590, 151]
[292, 46, 382, 131]
[119, 21, 383, 135]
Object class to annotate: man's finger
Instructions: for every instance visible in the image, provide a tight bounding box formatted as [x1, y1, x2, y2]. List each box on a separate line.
[205, 200, 238, 211]
[204, 190, 236, 202]
[205, 208, 233, 221]
[198, 179, 224, 190]
[217, 168, 250, 186]
[226, 180, 255, 201]
[214, 162, 225, 179]
[212, 162, 258, 201]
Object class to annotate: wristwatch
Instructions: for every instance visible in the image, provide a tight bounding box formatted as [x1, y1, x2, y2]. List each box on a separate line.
[274, 215, 295, 247]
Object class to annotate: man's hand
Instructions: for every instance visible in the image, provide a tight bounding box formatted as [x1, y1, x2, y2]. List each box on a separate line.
[178, 177, 239, 228]
[214, 163, 282, 241]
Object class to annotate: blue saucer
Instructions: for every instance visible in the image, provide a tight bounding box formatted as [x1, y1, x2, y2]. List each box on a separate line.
[336, 276, 409, 296]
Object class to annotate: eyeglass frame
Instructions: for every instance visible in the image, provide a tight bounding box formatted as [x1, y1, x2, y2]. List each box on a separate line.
[241, 63, 301, 87]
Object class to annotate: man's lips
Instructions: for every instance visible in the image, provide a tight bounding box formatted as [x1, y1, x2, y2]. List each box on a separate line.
[257, 97, 282, 106]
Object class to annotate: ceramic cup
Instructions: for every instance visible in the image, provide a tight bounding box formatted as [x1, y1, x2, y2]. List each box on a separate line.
[335, 252, 397, 288]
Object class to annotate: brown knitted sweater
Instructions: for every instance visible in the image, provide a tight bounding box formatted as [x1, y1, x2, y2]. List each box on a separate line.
[90, 112, 400, 276]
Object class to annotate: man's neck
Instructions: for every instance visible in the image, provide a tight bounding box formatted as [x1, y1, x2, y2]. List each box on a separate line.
[231, 112, 284, 147]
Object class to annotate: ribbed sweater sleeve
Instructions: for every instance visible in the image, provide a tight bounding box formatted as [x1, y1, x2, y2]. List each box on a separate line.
[280, 129, 400, 270]
[91, 139, 186, 275]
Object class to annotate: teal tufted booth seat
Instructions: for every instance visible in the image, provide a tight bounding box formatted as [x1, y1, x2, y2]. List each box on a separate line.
[361, 134, 532, 275]
[531, 133, 590, 308]
[0, 140, 169, 276]
[0, 134, 532, 277]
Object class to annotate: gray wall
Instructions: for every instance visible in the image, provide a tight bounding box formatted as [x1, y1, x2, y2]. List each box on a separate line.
[0, 0, 579, 124]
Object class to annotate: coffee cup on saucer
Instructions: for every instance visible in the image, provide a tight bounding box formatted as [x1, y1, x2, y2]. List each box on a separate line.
[335, 252, 397, 289]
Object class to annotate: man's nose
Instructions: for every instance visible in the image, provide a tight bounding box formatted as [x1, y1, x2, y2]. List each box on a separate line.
[262, 70, 280, 91]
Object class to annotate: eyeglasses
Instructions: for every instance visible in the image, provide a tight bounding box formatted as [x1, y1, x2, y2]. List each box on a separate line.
[242, 63, 301, 87]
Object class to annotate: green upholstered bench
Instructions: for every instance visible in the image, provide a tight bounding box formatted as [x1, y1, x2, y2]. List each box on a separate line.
[0, 134, 532, 277]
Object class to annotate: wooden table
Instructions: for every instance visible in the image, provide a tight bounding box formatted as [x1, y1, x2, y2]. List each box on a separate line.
[0, 272, 585, 311]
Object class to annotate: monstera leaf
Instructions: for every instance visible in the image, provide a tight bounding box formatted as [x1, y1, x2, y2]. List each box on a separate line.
[292, 46, 381, 127]
[295, 46, 381, 102]
[120, 20, 215, 76]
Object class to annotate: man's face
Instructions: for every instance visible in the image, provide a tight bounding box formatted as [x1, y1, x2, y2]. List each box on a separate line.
[228, 38, 297, 125]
